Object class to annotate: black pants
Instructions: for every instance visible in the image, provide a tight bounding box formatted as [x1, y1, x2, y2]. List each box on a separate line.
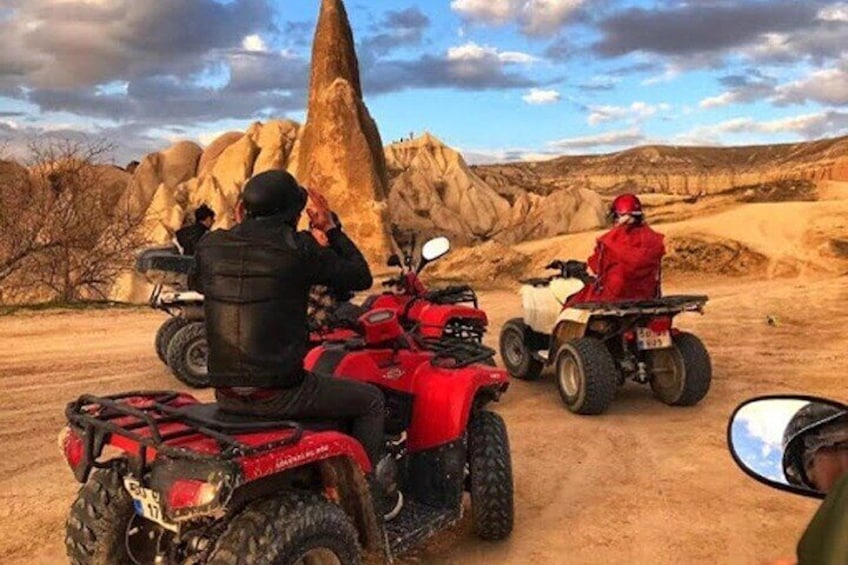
[216, 372, 385, 466]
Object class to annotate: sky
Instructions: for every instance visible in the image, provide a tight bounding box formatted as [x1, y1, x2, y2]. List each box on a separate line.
[3, 0, 848, 165]
[731, 399, 809, 485]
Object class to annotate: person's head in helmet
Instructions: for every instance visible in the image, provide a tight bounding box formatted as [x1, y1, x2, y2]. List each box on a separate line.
[241, 169, 308, 226]
[194, 204, 216, 228]
[609, 193, 644, 227]
[783, 402, 848, 492]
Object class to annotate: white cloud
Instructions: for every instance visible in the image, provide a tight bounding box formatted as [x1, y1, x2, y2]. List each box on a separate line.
[450, 0, 517, 25]
[677, 111, 848, 144]
[699, 92, 736, 109]
[818, 3, 848, 22]
[775, 66, 848, 106]
[587, 101, 670, 126]
[522, 88, 561, 104]
[461, 147, 558, 164]
[521, 0, 586, 36]
[548, 127, 646, 150]
[242, 34, 267, 52]
[447, 42, 537, 64]
[451, 0, 584, 37]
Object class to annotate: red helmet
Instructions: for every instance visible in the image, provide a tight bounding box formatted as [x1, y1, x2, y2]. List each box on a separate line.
[610, 193, 643, 219]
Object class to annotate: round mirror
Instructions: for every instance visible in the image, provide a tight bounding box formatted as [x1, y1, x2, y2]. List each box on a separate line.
[728, 395, 848, 499]
[421, 236, 450, 262]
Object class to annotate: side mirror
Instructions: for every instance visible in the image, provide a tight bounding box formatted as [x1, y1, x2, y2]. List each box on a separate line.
[417, 236, 451, 272]
[727, 394, 848, 500]
[387, 254, 402, 268]
[421, 236, 450, 261]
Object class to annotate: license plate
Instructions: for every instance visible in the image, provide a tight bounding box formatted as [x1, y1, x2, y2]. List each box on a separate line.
[636, 327, 672, 350]
[123, 478, 178, 532]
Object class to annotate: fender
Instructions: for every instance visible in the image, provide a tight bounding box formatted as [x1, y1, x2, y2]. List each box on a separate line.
[415, 303, 488, 339]
[407, 365, 508, 451]
[549, 308, 590, 358]
[239, 430, 371, 480]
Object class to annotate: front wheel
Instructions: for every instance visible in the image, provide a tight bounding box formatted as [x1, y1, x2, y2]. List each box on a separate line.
[155, 316, 188, 363]
[208, 491, 361, 565]
[166, 322, 210, 388]
[65, 465, 134, 565]
[499, 318, 543, 381]
[648, 332, 712, 406]
[468, 410, 514, 541]
[555, 338, 618, 415]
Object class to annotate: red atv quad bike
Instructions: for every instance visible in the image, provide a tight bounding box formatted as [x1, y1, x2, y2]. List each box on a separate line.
[59, 308, 513, 565]
[364, 235, 490, 347]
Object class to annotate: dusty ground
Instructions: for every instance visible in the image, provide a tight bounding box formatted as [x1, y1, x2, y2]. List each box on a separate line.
[1, 274, 847, 564]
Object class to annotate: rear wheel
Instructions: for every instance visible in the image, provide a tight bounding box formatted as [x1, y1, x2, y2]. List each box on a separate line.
[155, 316, 188, 363]
[648, 332, 711, 406]
[65, 465, 134, 565]
[555, 338, 618, 415]
[208, 491, 360, 565]
[499, 318, 543, 381]
[468, 410, 514, 541]
[166, 322, 210, 388]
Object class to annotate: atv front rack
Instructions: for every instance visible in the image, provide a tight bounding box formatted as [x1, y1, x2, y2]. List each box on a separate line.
[66, 391, 304, 466]
[569, 294, 708, 316]
[416, 336, 495, 368]
[424, 284, 479, 309]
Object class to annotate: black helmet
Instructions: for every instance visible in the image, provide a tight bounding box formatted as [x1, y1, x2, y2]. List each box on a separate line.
[782, 402, 848, 488]
[242, 170, 307, 223]
[194, 204, 215, 223]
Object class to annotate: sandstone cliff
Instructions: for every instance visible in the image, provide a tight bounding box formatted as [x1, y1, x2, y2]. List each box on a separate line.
[295, 0, 394, 266]
[385, 134, 607, 245]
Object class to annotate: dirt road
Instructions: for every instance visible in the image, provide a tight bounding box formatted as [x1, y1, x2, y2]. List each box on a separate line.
[2, 275, 846, 564]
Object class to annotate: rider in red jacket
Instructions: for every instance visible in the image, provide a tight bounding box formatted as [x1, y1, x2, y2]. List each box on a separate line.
[568, 193, 665, 305]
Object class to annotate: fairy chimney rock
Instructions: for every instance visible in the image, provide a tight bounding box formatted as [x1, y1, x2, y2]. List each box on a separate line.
[296, 0, 394, 267]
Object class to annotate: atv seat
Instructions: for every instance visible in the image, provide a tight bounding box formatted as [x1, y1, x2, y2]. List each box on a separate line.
[176, 402, 345, 433]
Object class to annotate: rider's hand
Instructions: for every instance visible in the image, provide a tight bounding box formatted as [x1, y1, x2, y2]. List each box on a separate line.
[233, 198, 245, 225]
[306, 189, 337, 232]
[311, 228, 330, 247]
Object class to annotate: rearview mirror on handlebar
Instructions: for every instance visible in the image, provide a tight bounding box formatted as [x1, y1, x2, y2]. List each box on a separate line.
[727, 394, 848, 500]
[417, 237, 451, 273]
[421, 237, 450, 262]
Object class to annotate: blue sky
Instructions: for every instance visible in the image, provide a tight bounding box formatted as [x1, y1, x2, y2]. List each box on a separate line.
[2, 0, 848, 164]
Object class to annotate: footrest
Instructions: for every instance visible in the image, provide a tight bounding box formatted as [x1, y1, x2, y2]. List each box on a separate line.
[385, 500, 460, 556]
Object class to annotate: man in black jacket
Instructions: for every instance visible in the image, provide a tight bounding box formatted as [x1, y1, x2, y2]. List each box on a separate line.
[175, 204, 215, 255]
[194, 170, 386, 469]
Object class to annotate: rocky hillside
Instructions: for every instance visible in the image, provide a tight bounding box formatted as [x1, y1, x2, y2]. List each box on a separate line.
[385, 134, 606, 246]
[476, 136, 848, 196]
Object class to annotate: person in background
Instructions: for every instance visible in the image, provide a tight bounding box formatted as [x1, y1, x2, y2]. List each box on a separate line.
[565, 193, 665, 306]
[175, 204, 215, 256]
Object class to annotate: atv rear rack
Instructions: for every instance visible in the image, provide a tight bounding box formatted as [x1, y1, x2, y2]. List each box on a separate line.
[66, 391, 304, 465]
[416, 337, 495, 368]
[569, 294, 708, 316]
[425, 285, 480, 309]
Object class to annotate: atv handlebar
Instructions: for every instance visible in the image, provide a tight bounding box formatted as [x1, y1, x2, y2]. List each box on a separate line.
[545, 259, 592, 283]
[382, 277, 403, 288]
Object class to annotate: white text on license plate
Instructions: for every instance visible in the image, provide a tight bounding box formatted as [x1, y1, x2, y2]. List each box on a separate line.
[636, 327, 672, 350]
[123, 478, 177, 532]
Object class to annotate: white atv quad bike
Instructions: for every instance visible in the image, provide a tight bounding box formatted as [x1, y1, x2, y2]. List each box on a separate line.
[499, 260, 711, 415]
[136, 247, 209, 388]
